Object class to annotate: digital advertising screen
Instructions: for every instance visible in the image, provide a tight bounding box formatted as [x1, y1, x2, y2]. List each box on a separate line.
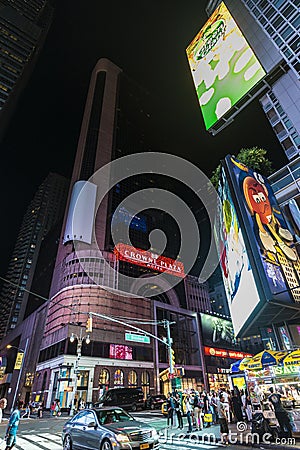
[186, 2, 266, 130]
[200, 313, 239, 349]
[109, 344, 133, 360]
[226, 155, 300, 305]
[217, 165, 260, 335]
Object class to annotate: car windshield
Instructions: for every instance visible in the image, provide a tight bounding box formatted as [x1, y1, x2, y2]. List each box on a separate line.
[96, 409, 134, 425]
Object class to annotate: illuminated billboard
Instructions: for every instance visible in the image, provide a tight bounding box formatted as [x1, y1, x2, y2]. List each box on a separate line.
[217, 165, 260, 335]
[200, 313, 239, 349]
[114, 243, 185, 278]
[109, 344, 133, 360]
[204, 346, 252, 359]
[227, 155, 300, 304]
[219, 155, 300, 336]
[186, 2, 266, 130]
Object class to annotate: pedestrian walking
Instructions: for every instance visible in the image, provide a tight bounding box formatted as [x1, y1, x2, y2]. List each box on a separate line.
[241, 389, 252, 422]
[22, 403, 30, 419]
[185, 393, 193, 433]
[54, 400, 61, 418]
[218, 395, 229, 445]
[220, 390, 231, 423]
[37, 402, 43, 419]
[174, 393, 183, 429]
[166, 393, 175, 428]
[210, 392, 218, 424]
[0, 398, 7, 423]
[5, 402, 21, 450]
[50, 401, 56, 416]
[193, 391, 203, 431]
[268, 387, 293, 438]
[231, 390, 243, 422]
[202, 391, 212, 428]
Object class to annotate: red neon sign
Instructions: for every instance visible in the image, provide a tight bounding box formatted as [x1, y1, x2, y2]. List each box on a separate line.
[204, 346, 252, 359]
[114, 243, 185, 278]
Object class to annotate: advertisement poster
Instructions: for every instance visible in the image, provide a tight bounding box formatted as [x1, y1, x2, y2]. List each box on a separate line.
[227, 156, 300, 304]
[200, 313, 239, 349]
[186, 1, 265, 130]
[217, 165, 260, 335]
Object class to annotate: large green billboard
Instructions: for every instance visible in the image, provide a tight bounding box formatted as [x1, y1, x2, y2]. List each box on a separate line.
[186, 2, 266, 130]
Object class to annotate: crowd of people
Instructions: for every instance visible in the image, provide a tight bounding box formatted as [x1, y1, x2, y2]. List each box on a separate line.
[166, 387, 250, 433]
[165, 385, 295, 444]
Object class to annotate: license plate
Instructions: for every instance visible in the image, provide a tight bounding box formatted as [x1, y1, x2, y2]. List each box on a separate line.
[140, 444, 150, 450]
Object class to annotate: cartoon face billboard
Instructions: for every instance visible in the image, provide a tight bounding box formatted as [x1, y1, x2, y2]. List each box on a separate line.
[217, 165, 260, 335]
[186, 2, 266, 130]
[225, 155, 300, 306]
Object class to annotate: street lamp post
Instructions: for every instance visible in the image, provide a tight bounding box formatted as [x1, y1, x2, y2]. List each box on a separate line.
[69, 328, 90, 416]
[7, 338, 29, 412]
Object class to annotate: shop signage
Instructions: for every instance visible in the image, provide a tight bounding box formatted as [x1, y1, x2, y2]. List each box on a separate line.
[14, 352, 24, 370]
[125, 333, 150, 344]
[114, 243, 185, 278]
[204, 346, 252, 359]
[272, 365, 299, 376]
[159, 368, 170, 382]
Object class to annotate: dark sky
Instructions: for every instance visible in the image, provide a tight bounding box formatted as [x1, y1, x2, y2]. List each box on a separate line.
[1, 0, 287, 278]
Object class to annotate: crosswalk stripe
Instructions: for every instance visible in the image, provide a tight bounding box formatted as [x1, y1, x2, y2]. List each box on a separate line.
[15, 434, 62, 450]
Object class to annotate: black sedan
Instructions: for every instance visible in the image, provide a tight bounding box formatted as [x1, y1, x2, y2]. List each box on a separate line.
[145, 394, 166, 410]
[62, 406, 160, 450]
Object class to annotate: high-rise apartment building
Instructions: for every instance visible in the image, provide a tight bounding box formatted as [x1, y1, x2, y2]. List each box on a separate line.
[204, 0, 300, 160]
[0, 0, 53, 141]
[0, 172, 69, 339]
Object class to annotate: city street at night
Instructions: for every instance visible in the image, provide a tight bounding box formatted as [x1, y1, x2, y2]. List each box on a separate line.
[0, 410, 255, 450]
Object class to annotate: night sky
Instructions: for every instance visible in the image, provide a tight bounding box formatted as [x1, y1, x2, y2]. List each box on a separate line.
[0, 0, 287, 278]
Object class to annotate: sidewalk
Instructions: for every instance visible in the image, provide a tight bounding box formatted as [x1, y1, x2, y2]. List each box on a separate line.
[159, 422, 300, 449]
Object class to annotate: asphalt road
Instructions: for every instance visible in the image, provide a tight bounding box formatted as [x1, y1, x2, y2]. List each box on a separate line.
[0, 410, 249, 450]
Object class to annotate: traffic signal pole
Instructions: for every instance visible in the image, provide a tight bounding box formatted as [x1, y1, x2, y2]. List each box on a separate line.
[163, 319, 175, 375]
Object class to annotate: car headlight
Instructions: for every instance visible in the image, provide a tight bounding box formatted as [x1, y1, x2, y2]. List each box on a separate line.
[115, 434, 130, 443]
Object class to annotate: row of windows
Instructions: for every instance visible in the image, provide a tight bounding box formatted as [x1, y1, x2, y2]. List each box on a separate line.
[244, 0, 300, 78]
[62, 271, 104, 282]
[66, 257, 105, 266]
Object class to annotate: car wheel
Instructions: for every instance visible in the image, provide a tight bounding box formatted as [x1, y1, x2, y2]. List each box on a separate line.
[131, 403, 137, 412]
[150, 403, 155, 410]
[100, 439, 112, 450]
[63, 435, 72, 450]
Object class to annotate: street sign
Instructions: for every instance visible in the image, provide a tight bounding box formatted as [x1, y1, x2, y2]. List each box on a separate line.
[125, 333, 150, 344]
[14, 352, 24, 370]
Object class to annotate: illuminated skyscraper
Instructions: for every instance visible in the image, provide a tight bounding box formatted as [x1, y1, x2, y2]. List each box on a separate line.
[0, 0, 53, 141]
[0, 173, 69, 340]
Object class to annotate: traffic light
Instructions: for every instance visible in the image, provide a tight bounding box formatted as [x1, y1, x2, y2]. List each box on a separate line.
[170, 348, 176, 370]
[86, 315, 92, 333]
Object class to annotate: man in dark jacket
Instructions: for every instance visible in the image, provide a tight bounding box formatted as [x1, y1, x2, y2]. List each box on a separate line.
[268, 387, 292, 438]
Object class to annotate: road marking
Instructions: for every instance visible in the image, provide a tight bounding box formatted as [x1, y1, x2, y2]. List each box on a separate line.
[14, 434, 62, 450]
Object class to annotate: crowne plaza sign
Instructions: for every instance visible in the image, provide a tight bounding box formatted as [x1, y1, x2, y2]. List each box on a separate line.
[114, 243, 185, 278]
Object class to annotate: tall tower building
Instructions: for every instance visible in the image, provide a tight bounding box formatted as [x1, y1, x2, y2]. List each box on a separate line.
[34, 59, 208, 408]
[0, 0, 53, 141]
[203, 0, 300, 161]
[0, 172, 69, 339]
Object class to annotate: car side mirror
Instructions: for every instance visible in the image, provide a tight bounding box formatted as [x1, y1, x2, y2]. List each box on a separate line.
[87, 421, 97, 428]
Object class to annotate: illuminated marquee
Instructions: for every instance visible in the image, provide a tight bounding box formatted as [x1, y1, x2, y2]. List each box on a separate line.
[114, 243, 185, 278]
[186, 2, 266, 130]
[204, 346, 252, 359]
